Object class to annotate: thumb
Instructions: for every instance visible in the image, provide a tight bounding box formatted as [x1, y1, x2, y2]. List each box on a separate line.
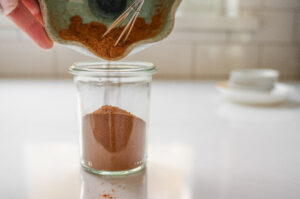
[7, 1, 53, 49]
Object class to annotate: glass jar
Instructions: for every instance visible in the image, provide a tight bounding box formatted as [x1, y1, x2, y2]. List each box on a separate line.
[69, 62, 156, 175]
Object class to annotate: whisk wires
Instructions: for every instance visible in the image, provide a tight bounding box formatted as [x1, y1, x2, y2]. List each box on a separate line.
[102, 0, 145, 46]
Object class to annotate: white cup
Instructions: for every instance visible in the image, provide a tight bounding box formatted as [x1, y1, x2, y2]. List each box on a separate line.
[228, 69, 279, 92]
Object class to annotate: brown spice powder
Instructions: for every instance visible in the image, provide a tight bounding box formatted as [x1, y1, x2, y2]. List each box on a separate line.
[59, 8, 168, 60]
[101, 193, 116, 199]
[82, 105, 146, 171]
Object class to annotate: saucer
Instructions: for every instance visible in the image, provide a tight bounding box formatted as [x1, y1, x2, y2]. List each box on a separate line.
[217, 82, 293, 105]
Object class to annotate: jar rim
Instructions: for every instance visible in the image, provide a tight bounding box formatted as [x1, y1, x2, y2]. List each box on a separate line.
[69, 62, 157, 76]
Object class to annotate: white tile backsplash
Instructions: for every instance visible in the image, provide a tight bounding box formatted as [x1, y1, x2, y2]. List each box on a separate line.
[0, 17, 14, 26]
[254, 11, 294, 43]
[227, 32, 255, 43]
[239, 0, 262, 9]
[0, 28, 19, 42]
[125, 42, 193, 78]
[0, 42, 55, 77]
[175, 16, 259, 31]
[264, 0, 300, 10]
[167, 31, 227, 44]
[261, 45, 300, 79]
[295, 13, 300, 43]
[195, 45, 259, 78]
[55, 45, 97, 78]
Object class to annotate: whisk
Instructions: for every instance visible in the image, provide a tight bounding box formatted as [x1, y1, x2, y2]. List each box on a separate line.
[102, 0, 145, 46]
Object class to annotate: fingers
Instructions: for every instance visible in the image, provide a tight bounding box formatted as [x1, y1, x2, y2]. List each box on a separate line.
[7, 1, 53, 49]
[21, 0, 44, 26]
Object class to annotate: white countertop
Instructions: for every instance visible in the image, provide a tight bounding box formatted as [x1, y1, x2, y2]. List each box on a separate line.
[0, 80, 300, 199]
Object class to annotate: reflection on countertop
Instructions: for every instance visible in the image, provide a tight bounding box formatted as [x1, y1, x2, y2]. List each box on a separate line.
[81, 168, 147, 199]
[81, 143, 194, 199]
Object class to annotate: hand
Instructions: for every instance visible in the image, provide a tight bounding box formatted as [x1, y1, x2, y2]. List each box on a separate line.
[5, 0, 53, 49]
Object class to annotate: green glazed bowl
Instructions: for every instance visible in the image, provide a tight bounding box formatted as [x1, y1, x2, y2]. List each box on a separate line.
[39, 0, 182, 60]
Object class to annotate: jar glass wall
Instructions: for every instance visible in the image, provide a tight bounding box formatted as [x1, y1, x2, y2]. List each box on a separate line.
[69, 62, 157, 175]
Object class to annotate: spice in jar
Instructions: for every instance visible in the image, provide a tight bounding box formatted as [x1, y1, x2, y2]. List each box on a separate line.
[82, 105, 146, 171]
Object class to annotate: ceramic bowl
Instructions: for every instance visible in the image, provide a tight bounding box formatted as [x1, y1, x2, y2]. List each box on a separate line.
[38, 0, 182, 60]
[228, 69, 279, 92]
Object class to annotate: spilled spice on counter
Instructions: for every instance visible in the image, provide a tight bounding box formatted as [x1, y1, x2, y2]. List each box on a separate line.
[82, 105, 146, 171]
[101, 193, 116, 199]
[59, 6, 169, 60]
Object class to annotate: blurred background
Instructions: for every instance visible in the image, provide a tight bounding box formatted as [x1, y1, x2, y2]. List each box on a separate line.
[0, 0, 299, 80]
